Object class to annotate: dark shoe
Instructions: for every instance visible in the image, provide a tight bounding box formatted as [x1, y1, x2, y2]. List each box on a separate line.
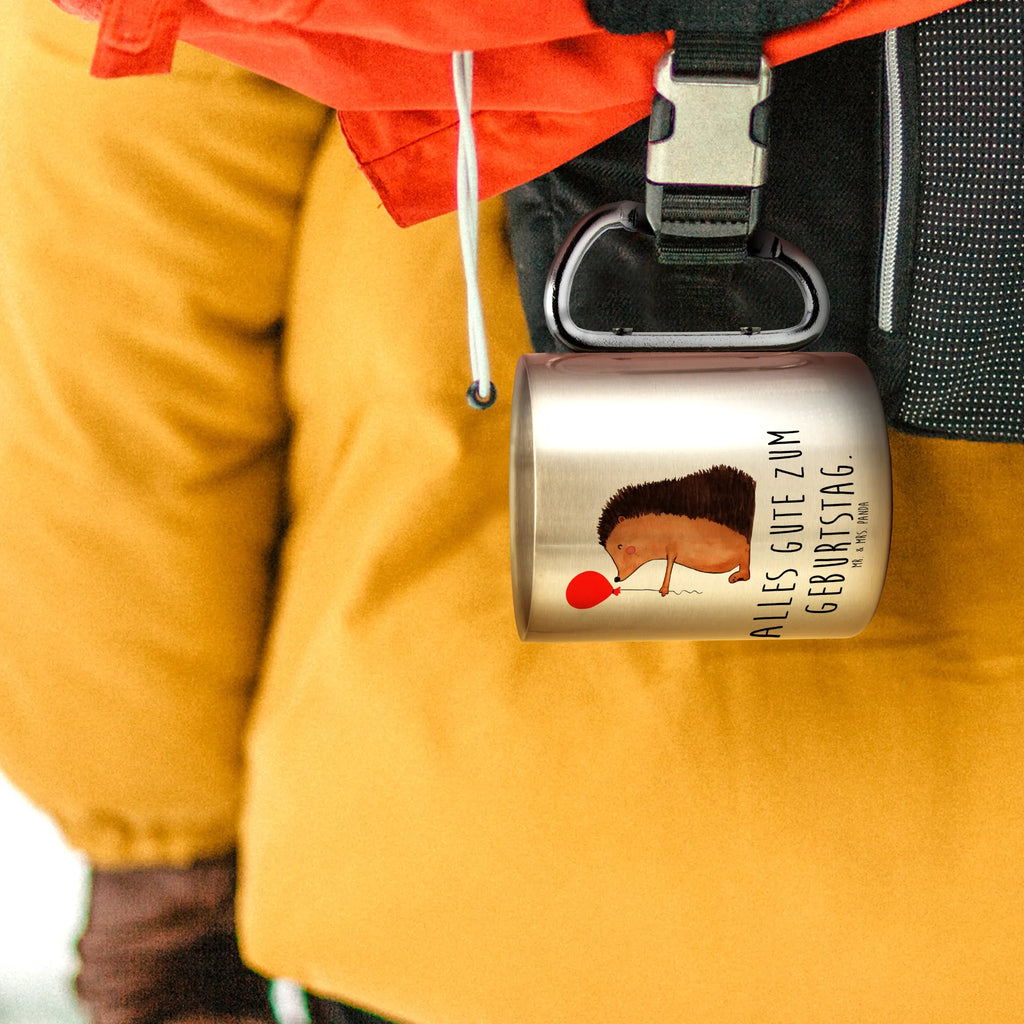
[165, 1017, 277, 1024]
[76, 851, 275, 1024]
[305, 993, 399, 1024]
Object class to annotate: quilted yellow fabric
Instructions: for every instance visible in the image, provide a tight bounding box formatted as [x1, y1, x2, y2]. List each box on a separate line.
[238, 128, 1024, 1024]
[0, 0, 333, 863]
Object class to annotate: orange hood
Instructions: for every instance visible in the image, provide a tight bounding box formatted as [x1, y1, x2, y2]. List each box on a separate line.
[59, 0, 973, 224]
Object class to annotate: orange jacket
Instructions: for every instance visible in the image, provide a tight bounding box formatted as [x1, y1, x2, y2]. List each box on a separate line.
[58, 0, 972, 225]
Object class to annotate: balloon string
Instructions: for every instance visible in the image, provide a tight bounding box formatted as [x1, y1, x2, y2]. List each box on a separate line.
[621, 588, 703, 595]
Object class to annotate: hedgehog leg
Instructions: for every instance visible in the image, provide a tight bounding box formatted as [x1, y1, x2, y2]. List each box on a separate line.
[729, 544, 751, 583]
[660, 559, 675, 597]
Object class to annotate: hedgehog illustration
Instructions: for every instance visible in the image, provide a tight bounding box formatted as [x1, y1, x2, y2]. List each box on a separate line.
[598, 465, 756, 596]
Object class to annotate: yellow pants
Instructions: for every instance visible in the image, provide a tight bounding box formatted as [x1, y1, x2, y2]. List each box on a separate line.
[3, 3, 1024, 1022]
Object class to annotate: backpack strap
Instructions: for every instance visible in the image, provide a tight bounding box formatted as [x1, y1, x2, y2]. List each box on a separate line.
[647, 34, 770, 265]
[584, 1, 836, 265]
[582, 0, 838, 36]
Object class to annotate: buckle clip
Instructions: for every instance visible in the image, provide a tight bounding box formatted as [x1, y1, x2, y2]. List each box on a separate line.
[645, 50, 772, 241]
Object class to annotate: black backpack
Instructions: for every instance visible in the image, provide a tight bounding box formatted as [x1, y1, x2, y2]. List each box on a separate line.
[506, 0, 1024, 444]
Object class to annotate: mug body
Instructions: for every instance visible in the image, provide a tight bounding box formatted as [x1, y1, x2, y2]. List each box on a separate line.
[510, 351, 892, 641]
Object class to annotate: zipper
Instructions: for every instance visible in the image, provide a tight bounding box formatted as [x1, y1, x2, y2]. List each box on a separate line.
[878, 27, 903, 334]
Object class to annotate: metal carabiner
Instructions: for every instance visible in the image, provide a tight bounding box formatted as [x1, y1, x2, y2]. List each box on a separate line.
[543, 201, 829, 352]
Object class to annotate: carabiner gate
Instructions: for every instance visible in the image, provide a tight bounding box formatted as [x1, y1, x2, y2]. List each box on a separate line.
[543, 201, 829, 352]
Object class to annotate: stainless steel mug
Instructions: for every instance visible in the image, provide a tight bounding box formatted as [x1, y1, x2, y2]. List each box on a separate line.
[510, 350, 892, 641]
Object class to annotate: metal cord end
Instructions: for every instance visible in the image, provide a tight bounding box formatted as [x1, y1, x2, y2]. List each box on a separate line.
[466, 381, 497, 410]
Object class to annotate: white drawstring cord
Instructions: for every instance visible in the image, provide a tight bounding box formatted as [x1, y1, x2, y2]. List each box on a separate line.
[452, 51, 496, 409]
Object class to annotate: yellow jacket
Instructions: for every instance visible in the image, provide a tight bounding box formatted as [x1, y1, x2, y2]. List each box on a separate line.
[2, 3, 1023, 1023]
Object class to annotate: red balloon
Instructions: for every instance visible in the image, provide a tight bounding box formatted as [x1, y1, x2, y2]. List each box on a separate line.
[565, 571, 621, 610]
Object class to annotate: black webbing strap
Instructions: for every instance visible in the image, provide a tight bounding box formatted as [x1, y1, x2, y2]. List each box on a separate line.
[582, 0, 836, 37]
[671, 30, 761, 77]
[582, 0, 834, 266]
[655, 190, 753, 265]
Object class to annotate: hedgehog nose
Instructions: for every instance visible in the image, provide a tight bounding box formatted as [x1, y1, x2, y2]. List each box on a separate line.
[613, 576, 621, 583]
